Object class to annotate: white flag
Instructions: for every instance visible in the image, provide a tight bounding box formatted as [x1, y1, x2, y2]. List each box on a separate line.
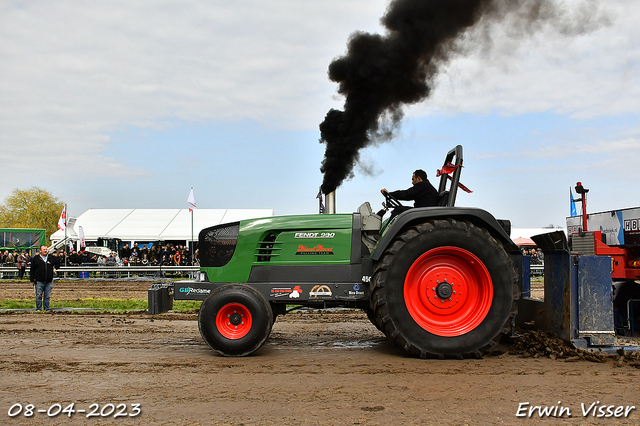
[57, 206, 67, 231]
[188, 188, 197, 212]
[78, 226, 86, 248]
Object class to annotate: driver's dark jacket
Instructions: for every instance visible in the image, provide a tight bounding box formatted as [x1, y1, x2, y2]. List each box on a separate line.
[389, 180, 440, 207]
[29, 254, 60, 283]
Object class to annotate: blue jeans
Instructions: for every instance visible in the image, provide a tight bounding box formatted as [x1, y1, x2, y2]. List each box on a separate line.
[34, 281, 53, 311]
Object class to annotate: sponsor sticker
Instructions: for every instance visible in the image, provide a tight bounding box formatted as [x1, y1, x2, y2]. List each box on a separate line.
[178, 287, 211, 295]
[270, 286, 303, 298]
[309, 284, 333, 298]
[296, 245, 334, 255]
[349, 283, 365, 297]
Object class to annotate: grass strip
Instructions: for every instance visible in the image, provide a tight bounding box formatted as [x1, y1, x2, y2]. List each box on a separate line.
[0, 298, 201, 312]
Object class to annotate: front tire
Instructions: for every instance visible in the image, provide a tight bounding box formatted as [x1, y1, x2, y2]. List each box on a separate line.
[199, 284, 273, 356]
[371, 219, 518, 359]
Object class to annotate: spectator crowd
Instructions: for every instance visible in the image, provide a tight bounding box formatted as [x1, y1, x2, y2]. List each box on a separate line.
[521, 247, 544, 265]
[116, 243, 197, 266]
[1, 242, 198, 274]
[65, 242, 198, 267]
[0, 250, 30, 279]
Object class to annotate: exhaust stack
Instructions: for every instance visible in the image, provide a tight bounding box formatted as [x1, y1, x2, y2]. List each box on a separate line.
[325, 191, 336, 214]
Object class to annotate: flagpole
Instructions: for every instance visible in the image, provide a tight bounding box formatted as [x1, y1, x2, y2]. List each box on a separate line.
[187, 187, 197, 267]
[191, 209, 194, 264]
[64, 204, 68, 267]
[190, 187, 194, 265]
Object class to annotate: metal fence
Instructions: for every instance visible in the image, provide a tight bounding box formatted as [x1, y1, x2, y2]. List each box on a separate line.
[0, 265, 199, 280]
[531, 265, 543, 276]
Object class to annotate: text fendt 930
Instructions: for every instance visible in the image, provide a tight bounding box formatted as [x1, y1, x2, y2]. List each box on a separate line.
[174, 146, 521, 359]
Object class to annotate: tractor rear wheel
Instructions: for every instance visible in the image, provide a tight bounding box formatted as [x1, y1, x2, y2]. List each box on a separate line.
[371, 219, 518, 359]
[365, 308, 382, 331]
[199, 284, 273, 356]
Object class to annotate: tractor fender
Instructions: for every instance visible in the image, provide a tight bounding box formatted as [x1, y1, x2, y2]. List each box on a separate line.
[371, 207, 518, 261]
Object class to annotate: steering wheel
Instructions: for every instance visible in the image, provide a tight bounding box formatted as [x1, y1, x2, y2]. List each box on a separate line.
[382, 191, 403, 210]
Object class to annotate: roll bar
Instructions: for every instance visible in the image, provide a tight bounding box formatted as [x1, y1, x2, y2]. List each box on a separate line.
[437, 145, 463, 207]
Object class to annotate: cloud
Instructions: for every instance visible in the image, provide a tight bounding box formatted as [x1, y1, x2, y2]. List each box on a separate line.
[0, 0, 387, 183]
[411, 1, 639, 119]
[1, 0, 638, 226]
[477, 136, 640, 161]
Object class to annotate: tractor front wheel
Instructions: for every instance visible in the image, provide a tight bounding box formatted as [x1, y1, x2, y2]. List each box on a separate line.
[199, 284, 273, 356]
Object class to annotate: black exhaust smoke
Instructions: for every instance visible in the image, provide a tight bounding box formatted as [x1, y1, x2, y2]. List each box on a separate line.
[319, 0, 606, 194]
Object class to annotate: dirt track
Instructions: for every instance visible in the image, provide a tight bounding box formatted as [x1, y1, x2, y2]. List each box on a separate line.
[1, 280, 639, 425]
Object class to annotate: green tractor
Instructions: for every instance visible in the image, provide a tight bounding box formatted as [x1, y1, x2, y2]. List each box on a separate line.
[174, 145, 520, 358]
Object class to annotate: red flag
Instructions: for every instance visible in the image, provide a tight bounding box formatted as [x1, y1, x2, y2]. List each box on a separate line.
[436, 163, 473, 193]
[436, 162, 462, 177]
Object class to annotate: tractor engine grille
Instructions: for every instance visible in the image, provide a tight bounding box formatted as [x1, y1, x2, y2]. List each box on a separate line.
[255, 233, 280, 262]
[200, 222, 240, 267]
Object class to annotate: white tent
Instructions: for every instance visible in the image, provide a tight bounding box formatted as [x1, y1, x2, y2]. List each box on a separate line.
[50, 208, 274, 245]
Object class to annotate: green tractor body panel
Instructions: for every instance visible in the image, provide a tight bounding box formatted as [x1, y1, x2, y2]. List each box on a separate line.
[249, 214, 354, 265]
[176, 213, 371, 306]
[200, 213, 354, 283]
[175, 206, 517, 304]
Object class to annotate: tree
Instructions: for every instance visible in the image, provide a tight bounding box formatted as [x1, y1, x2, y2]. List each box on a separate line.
[0, 187, 65, 243]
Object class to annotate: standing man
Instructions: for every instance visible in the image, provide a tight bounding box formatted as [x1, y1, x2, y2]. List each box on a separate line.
[29, 245, 60, 311]
[381, 169, 440, 216]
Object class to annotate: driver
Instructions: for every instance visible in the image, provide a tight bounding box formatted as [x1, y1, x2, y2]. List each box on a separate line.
[380, 169, 440, 216]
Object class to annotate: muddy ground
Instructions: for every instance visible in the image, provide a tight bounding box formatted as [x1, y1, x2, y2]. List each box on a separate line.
[1, 280, 639, 425]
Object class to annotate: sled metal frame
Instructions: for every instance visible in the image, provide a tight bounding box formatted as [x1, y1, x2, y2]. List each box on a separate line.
[517, 231, 638, 353]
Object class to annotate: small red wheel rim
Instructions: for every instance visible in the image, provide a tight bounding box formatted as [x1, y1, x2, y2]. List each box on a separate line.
[404, 246, 493, 337]
[216, 303, 252, 339]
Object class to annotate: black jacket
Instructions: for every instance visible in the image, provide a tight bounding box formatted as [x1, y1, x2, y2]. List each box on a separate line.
[390, 180, 440, 208]
[29, 254, 60, 283]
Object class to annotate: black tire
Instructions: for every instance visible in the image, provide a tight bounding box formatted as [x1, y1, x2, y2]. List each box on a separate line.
[198, 284, 273, 356]
[365, 308, 382, 331]
[371, 219, 518, 359]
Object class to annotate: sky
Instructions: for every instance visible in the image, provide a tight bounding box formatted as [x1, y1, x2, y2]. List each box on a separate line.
[1, 0, 639, 230]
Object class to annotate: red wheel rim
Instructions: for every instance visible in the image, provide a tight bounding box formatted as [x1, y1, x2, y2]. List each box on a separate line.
[404, 246, 493, 337]
[216, 303, 253, 339]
